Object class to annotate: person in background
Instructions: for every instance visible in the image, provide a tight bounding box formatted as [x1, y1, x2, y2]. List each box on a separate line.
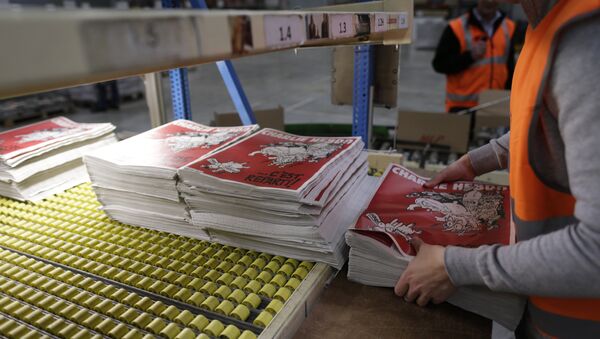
[396, 0, 600, 338]
[92, 81, 120, 113]
[432, 0, 515, 113]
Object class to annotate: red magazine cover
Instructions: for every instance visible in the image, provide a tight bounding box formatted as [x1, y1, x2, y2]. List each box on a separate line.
[353, 164, 511, 256]
[0, 117, 92, 157]
[184, 128, 361, 191]
[99, 120, 258, 169]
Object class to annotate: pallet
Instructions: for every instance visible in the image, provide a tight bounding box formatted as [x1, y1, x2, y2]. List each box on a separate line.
[1, 101, 73, 128]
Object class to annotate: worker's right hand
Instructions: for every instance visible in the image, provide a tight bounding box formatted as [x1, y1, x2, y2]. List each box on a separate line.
[424, 154, 477, 188]
[470, 41, 487, 60]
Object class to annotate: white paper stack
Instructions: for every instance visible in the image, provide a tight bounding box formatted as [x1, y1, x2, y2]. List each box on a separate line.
[0, 117, 116, 201]
[178, 128, 370, 268]
[345, 232, 525, 331]
[346, 164, 525, 330]
[84, 120, 258, 239]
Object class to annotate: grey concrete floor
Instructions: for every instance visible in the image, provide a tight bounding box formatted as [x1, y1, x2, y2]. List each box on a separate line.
[4, 45, 445, 135]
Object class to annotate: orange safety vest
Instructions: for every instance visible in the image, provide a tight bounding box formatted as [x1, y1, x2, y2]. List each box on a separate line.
[510, 1, 600, 337]
[446, 14, 515, 112]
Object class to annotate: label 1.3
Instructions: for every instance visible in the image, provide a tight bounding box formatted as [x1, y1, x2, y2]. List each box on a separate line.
[330, 14, 355, 38]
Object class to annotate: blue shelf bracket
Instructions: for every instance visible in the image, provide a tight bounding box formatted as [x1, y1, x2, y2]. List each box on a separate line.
[215, 61, 256, 125]
[352, 44, 375, 147]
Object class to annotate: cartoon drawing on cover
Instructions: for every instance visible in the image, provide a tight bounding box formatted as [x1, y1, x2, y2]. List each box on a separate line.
[406, 189, 504, 235]
[249, 142, 341, 167]
[16, 128, 73, 143]
[165, 131, 236, 152]
[366, 213, 421, 241]
[204, 158, 248, 174]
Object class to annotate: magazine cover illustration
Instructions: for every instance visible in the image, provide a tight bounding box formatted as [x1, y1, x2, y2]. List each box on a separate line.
[186, 128, 361, 191]
[353, 164, 511, 256]
[0, 117, 92, 156]
[100, 120, 257, 169]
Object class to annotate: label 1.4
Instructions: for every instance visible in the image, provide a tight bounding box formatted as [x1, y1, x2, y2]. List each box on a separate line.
[264, 15, 305, 48]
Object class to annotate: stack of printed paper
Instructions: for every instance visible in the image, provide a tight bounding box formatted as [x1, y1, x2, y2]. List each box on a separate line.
[0, 117, 116, 201]
[84, 120, 257, 239]
[346, 164, 525, 330]
[178, 128, 370, 268]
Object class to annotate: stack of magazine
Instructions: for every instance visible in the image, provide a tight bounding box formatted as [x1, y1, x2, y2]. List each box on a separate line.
[84, 120, 257, 239]
[178, 128, 370, 268]
[0, 117, 116, 201]
[346, 164, 525, 330]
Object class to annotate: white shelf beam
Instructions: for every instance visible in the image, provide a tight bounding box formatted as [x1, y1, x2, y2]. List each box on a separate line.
[0, 1, 412, 99]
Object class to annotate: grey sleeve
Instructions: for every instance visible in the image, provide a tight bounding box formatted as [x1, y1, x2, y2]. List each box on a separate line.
[468, 132, 510, 176]
[444, 17, 600, 297]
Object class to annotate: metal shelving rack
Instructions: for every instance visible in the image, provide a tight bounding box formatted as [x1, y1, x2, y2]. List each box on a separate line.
[0, 0, 412, 143]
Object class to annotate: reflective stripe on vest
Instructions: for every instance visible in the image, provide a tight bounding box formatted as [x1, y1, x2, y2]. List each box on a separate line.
[462, 15, 473, 51]
[445, 14, 514, 112]
[511, 199, 578, 241]
[472, 55, 508, 66]
[509, 0, 600, 336]
[446, 92, 479, 102]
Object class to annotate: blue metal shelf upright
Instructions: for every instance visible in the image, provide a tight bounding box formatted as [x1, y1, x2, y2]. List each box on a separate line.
[352, 44, 374, 146]
[352, 0, 376, 147]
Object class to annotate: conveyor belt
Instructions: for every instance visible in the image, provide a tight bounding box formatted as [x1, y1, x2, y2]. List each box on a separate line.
[0, 184, 316, 339]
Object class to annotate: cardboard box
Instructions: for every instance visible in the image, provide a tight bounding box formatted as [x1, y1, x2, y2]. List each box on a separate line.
[213, 106, 284, 131]
[478, 89, 510, 115]
[475, 114, 510, 129]
[367, 151, 404, 175]
[475, 90, 510, 129]
[331, 45, 399, 108]
[396, 111, 470, 153]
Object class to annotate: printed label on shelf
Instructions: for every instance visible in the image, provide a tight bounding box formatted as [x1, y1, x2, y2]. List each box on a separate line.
[263, 15, 305, 48]
[398, 12, 409, 29]
[330, 14, 355, 39]
[373, 13, 388, 32]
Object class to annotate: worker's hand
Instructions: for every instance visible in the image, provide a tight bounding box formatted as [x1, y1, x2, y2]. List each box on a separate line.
[470, 40, 487, 60]
[424, 154, 476, 188]
[394, 238, 456, 306]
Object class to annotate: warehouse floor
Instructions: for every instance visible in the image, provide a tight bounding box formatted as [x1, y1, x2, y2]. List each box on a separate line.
[3, 46, 444, 134]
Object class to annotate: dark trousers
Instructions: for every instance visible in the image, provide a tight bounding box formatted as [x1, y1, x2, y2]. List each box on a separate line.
[94, 81, 119, 111]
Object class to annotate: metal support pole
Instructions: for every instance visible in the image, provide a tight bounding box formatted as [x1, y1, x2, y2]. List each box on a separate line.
[162, 0, 193, 120]
[191, 0, 257, 125]
[352, 44, 375, 147]
[143, 73, 166, 127]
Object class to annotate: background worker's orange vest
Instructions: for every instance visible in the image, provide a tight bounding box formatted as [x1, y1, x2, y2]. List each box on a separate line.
[446, 14, 515, 112]
[510, 1, 600, 337]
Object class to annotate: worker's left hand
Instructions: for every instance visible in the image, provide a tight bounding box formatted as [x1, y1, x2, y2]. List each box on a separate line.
[394, 238, 456, 306]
